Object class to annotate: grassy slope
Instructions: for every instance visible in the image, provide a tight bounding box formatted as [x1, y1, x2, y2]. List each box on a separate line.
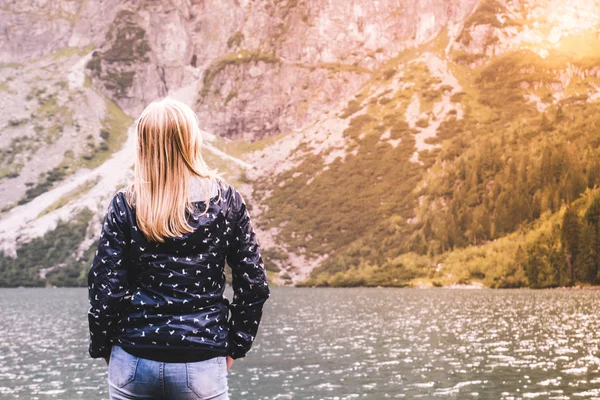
[255, 37, 449, 284]
[259, 22, 600, 287]
[0, 41, 135, 286]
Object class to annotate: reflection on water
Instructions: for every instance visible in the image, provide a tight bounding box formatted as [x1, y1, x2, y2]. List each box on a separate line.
[3, 287, 600, 399]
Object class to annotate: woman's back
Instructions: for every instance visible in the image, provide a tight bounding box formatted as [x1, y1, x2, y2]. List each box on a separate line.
[86, 97, 270, 399]
[88, 178, 269, 360]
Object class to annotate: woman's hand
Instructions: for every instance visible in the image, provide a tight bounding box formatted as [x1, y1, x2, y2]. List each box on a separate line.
[226, 356, 234, 371]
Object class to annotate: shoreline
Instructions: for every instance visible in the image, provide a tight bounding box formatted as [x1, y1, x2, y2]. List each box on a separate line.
[5, 284, 600, 290]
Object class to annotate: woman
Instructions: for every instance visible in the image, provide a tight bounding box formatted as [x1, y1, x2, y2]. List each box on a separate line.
[87, 97, 270, 399]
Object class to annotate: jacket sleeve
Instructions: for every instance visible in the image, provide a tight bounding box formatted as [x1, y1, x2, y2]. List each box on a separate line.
[225, 189, 270, 359]
[87, 191, 131, 359]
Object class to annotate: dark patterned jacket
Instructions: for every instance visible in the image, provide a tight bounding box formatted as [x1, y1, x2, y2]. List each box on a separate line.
[87, 179, 270, 360]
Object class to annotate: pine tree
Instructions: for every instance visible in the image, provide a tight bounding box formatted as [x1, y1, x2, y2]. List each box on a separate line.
[576, 223, 597, 283]
[584, 196, 600, 283]
[561, 206, 581, 283]
[584, 196, 600, 228]
[525, 243, 541, 288]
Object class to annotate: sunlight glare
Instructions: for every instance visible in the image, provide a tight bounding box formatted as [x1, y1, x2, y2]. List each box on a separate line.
[543, 0, 599, 36]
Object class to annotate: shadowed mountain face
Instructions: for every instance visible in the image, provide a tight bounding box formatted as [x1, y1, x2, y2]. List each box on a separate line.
[2, 0, 600, 288]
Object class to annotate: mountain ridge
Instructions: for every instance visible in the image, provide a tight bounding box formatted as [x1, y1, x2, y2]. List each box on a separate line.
[2, 0, 600, 288]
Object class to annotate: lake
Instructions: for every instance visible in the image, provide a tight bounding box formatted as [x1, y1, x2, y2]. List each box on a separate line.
[3, 288, 600, 399]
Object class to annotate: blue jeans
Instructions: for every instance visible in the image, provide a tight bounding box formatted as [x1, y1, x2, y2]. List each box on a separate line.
[108, 345, 229, 399]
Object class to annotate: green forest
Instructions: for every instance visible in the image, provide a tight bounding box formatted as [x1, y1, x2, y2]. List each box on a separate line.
[0, 209, 94, 287]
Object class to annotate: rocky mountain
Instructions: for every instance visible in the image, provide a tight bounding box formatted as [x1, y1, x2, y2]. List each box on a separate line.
[2, 0, 600, 288]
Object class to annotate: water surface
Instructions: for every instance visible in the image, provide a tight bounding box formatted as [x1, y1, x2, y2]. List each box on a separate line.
[2, 288, 600, 399]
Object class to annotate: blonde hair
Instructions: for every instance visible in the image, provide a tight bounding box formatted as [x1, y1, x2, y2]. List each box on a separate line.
[125, 97, 223, 243]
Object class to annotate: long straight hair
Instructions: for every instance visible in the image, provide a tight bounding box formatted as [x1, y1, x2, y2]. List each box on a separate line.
[124, 97, 223, 243]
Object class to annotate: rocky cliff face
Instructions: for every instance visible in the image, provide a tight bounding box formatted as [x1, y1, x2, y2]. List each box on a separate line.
[191, 0, 482, 140]
[2, 0, 482, 139]
[3, 0, 600, 287]
[0, 0, 82, 63]
[0, 0, 480, 269]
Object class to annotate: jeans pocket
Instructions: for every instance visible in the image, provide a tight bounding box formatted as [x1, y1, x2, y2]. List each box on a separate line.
[186, 356, 228, 399]
[108, 345, 139, 388]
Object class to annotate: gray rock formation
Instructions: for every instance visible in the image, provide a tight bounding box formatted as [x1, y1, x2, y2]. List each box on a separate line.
[2, 0, 482, 139]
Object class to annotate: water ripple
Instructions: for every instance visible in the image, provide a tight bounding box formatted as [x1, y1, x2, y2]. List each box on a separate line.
[3, 288, 600, 398]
